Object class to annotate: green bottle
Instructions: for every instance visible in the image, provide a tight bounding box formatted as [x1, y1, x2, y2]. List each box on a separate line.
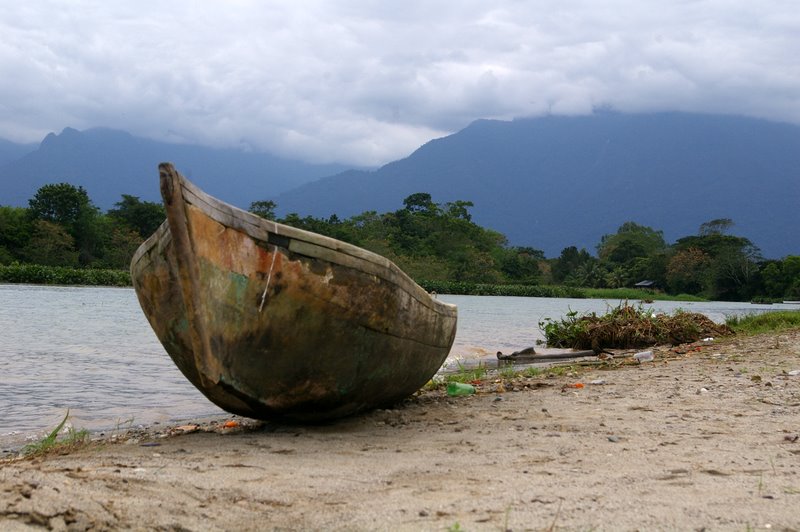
[447, 382, 476, 396]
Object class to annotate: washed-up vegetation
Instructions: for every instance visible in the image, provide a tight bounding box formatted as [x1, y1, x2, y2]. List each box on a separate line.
[539, 302, 735, 350]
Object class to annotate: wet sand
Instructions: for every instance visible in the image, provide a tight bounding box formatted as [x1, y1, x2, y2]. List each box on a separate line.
[2, 329, 800, 531]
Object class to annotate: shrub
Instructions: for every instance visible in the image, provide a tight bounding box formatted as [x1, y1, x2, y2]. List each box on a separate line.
[0, 263, 130, 286]
[417, 280, 586, 298]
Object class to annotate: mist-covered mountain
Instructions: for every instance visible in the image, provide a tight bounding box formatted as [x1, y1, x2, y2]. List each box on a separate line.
[2, 113, 798, 259]
[0, 138, 36, 167]
[0, 127, 351, 210]
[274, 112, 800, 259]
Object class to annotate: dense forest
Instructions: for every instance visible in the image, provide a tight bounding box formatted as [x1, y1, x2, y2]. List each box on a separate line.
[1, 182, 799, 301]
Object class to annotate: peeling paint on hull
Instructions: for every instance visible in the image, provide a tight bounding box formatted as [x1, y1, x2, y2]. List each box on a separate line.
[130, 163, 457, 421]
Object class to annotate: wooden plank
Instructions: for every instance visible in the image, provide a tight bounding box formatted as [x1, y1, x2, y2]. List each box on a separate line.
[180, 176, 395, 269]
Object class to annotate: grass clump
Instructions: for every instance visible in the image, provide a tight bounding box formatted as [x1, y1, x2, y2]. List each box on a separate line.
[540, 302, 734, 350]
[726, 311, 800, 335]
[443, 362, 488, 384]
[22, 410, 90, 457]
[522, 366, 543, 378]
[582, 288, 706, 302]
[424, 361, 489, 391]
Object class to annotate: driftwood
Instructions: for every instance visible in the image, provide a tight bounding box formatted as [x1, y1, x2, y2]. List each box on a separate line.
[496, 347, 599, 362]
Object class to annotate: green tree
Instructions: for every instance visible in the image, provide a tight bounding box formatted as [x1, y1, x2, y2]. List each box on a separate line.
[20, 220, 79, 266]
[567, 260, 606, 288]
[551, 246, 595, 284]
[0, 206, 33, 263]
[597, 222, 666, 266]
[28, 183, 92, 226]
[497, 246, 544, 284]
[626, 253, 668, 288]
[403, 193, 438, 215]
[28, 183, 101, 265]
[673, 221, 762, 300]
[444, 200, 474, 222]
[101, 225, 144, 269]
[666, 247, 711, 294]
[699, 218, 734, 236]
[603, 267, 627, 289]
[108, 195, 165, 238]
[761, 256, 800, 298]
[276, 192, 521, 284]
[249, 200, 277, 221]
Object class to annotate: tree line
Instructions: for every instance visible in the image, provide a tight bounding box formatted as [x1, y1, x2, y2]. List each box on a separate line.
[550, 219, 799, 301]
[0, 184, 164, 269]
[1, 183, 798, 301]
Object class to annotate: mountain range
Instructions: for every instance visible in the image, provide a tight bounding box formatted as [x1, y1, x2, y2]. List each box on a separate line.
[1, 112, 798, 258]
[0, 138, 36, 167]
[0, 127, 351, 210]
[273, 112, 800, 259]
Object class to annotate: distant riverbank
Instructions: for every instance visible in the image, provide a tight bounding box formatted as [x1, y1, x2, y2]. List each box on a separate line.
[1, 263, 707, 302]
[0, 263, 130, 286]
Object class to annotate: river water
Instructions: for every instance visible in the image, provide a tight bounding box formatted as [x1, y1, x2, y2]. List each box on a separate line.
[2, 284, 798, 447]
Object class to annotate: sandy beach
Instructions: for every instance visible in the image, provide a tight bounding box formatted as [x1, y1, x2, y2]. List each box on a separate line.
[2, 329, 799, 531]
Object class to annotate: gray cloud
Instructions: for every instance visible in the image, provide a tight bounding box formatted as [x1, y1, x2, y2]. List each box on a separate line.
[1, 0, 799, 165]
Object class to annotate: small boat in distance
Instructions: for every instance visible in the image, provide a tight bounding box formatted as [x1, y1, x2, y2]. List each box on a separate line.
[131, 163, 457, 421]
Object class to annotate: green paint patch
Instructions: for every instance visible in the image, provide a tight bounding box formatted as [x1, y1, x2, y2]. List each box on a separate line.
[176, 317, 190, 332]
[227, 271, 250, 306]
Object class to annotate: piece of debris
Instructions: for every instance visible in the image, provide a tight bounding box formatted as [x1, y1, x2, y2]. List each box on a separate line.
[496, 347, 537, 361]
[446, 382, 475, 396]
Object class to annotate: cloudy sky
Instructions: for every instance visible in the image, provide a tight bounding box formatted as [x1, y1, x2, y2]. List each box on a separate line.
[1, 1, 799, 166]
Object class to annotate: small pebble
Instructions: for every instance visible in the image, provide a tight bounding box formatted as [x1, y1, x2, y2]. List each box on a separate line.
[608, 435, 620, 443]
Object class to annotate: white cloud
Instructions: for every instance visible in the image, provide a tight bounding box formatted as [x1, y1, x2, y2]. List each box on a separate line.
[1, 0, 799, 165]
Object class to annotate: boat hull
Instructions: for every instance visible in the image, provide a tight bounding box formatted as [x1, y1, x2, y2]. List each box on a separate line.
[131, 164, 457, 421]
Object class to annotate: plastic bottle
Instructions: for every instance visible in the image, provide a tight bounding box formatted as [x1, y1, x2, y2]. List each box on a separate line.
[447, 382, 476, 396]
[633, 350, 654, 363]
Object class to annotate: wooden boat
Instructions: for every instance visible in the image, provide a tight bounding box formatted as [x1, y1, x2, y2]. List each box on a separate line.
[131, 163, 457, 421]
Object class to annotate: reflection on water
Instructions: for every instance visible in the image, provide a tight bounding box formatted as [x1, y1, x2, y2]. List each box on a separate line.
[2, 284, 797, 446]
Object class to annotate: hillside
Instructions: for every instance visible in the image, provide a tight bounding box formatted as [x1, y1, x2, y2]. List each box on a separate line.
[0, 139, 35, 167]
[2, 113, 798, 258]
[0, 128, 351, 210]
[273, 112, 800, 258]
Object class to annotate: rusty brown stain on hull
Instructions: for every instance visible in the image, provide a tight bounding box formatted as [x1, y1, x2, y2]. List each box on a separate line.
[131, 163, 457, 421]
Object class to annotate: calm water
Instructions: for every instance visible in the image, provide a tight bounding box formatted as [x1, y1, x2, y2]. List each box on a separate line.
[2, 284, 798, 447]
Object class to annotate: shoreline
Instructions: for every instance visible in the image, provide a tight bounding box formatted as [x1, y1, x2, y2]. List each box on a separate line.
[0, 350, 596, 456]
[1, 343, 649, 456]
[3, 329, 799, 530]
